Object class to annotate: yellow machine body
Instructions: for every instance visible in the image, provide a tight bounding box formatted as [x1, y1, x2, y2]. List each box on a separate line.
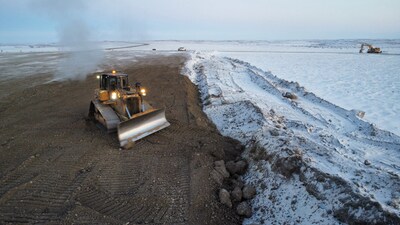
[88, 72, 170, 148]
[98, 90, 109, 101]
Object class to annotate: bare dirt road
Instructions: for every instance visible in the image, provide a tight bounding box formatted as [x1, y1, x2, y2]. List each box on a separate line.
[0, 54, 243, 224]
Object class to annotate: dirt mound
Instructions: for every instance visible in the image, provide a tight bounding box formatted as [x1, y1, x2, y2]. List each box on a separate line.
[0, 54, 242, 224]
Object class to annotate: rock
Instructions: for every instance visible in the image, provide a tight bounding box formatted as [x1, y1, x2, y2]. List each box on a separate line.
[357, 111, 365, 118]
[229, 178, 244, 190]
[272, 153, 303, 177]
[351, 109, 365, 118]
[226, 160, 237, 175]
[219, 189, 232, 208]
[214, 160, 224, 167]
[236, 201, 252, 218]
[283, 92, 297, 100]
[364, 160, 371, 166]
[236, 179, 245, 189]
[226, 160, 248, 176]
[214, 160, 230, 178]
[211, 169, 224, 186]
[231, 186, 243, 202]
[215, 165, 230, 178]
[210, 147, 224, 160]
[390, 197, 400, 209]
[242, 185, 256, 200]
[235, 160, 248, 175]
[269, 129, 280, 136]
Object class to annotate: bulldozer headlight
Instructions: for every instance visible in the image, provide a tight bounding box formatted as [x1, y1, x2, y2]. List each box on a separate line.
[140, 88, 146, 96]
[111, 92, 117, 100]
[96, 75, 100, 79]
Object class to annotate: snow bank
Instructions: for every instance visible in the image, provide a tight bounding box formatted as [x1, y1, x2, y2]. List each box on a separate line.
[183, 52, 400, 224]
[219, 51, 400, 137]
[141, 39, 400, 137]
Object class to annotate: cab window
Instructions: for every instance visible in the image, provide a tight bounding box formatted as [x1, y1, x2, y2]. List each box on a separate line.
[108, 77, 117, 90]
[121, 77, 128, 88]
[100, 75, 107, 90]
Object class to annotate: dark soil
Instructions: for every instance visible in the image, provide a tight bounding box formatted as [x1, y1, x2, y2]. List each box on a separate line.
[0, 54, 243, 224]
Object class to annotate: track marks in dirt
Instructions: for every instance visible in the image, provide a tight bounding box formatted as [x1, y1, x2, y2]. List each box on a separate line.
[0, 166, 90, 224]
[0, 55, 242, 224]
[76, 154, 190, 224]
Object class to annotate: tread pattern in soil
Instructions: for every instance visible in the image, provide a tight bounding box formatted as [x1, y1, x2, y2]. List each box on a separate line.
[77, 155, 190, 224]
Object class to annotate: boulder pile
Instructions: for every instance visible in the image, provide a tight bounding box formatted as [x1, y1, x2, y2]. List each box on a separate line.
[211, 159, 256, 218]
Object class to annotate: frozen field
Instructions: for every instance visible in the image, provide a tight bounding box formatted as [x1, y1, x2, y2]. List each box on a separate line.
[1, 39, 399, 224]
[132, 39, 400, 136]
[137, 40, 400, 136]
[184, 51, 400, 224]
[5, 40, 396, 135]
[218, 50, 400, 137]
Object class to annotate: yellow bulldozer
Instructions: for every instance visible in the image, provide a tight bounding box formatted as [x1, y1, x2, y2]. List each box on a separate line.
[359, 43, 382, 54]
[89, 70, 170, 148]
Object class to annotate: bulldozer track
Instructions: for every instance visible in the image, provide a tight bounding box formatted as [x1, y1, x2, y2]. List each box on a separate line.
[75, 155, 191, 224]
[0, 166, 90, 223]
[0, 149, 64, 198]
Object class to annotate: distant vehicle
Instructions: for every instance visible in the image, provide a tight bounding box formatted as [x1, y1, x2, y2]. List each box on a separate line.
[152, 48, 156, 51]
[359, 43, 382, 54]
[178, 47, 186, 51]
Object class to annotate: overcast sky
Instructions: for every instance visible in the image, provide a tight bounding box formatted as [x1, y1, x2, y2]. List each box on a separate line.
[0, 0, 399, 43]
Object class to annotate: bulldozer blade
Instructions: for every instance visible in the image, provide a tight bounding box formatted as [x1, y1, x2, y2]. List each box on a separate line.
[118, 108, 170, 148]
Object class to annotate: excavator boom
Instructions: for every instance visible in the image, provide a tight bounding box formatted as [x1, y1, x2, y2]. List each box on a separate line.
[360, 43, 382, 54]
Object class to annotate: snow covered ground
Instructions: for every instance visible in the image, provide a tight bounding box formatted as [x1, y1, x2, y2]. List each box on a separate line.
[1, 39, 400, 224]
[183, 52, 400, 224]
[6, 40, 391, 136]
[217, 51, 400, 138]
[135, 40, 400, 137]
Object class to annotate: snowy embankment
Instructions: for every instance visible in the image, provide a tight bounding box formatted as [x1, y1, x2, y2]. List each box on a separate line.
[219, 51, 400, 137]
[183, 52, 400, 224]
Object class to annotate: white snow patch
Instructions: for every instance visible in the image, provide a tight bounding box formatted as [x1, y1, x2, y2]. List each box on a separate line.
[219, 51, 400, 137]
[183, 51, 400, 224]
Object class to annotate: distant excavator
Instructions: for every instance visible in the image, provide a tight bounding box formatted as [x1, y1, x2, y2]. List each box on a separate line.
[359, 43, 382, 54]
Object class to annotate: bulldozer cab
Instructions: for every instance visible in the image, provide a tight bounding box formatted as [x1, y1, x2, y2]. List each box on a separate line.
[99, 73, 129, 91]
